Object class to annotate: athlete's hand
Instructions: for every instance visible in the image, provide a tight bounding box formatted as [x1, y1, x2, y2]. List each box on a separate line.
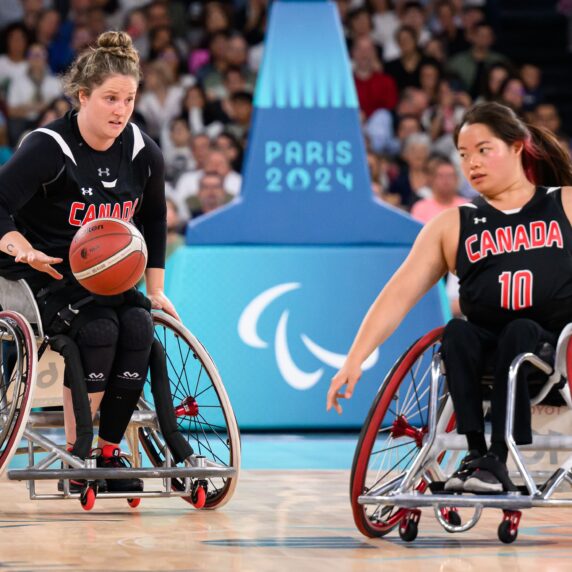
[15, 249, 63, 280]
[327, 361, 362, 414]
[148, 290, 181, 322]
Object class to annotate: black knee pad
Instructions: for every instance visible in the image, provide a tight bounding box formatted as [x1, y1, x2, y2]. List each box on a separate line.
[76, 318, 119, 348]
[118, 307, 154, 350]
[66, 318, 119, 393]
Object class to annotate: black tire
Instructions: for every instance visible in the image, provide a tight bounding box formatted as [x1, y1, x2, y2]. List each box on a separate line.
[138, 312, 240, 509]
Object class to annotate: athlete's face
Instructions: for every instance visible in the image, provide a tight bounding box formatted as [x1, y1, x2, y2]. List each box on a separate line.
[79, 74, 138, 143]
[457, 122, 523, 196]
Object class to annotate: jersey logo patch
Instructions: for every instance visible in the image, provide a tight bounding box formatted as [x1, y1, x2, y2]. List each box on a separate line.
[474, 217, 487, 224]
[97, 167, 110, 177]
[81, 187, 93, 196]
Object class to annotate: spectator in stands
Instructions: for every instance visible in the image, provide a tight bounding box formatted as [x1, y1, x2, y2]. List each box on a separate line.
[180, 84, 227, 137]
[190, 133, 212, 172]
[446, 21, 510, 98]
[367, 0, 400, 61]
[410, 156, 466, 222]
[215, 131, 243, 173]
[477, 61, 511, 102]
[388, 132, 432, 207]
[419, 59, 442, 104]
[176, 149, 242, 211]
[432, 0, 470, 56]
[6, 43, 62, 143]
[190, 171, 231, 219]
[194, 31, 228, 83]
[498, 76, 526, 117]
[422, 78, 469, 158]
[347, 7, 375, 52]
[124, 7, 150, 61]
[0, 23, 30, 100]
[532, 102, 571, 154]
[352, 36, 398, 119]
[519, 63, 543, 113]
[423, 36, 447, 64]
[226, 91, 253, 142]
[162, 117, 195, 184]
[136, 59, 185, 141]
[385, 25, 427, 90]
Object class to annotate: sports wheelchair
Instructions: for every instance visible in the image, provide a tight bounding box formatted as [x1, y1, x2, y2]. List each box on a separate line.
[0, 277, 240, 510]
[351, 324, 572, 544]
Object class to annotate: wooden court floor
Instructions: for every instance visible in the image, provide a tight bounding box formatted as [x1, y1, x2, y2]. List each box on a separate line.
[2, 471, 572, 572]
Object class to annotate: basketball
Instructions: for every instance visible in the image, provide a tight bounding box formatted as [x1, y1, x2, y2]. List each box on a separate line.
[69, 218, 148, 296]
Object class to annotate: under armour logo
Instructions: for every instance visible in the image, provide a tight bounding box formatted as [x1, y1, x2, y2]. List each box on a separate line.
[81, 187, 93, 196]
[97, 167, 110, 177]
[474, 217, 487, 224]
[88, 373, 104, 379]
[122, 371, 139, 379]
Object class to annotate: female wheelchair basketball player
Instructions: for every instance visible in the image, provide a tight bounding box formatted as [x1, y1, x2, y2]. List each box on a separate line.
[0, 31, 178, 493]
[327, 101, 572, 494]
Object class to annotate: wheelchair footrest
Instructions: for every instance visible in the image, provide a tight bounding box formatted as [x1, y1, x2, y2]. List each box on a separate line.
[7, 465, 235, 482]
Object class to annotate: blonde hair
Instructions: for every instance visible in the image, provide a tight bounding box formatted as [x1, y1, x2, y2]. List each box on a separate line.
[63, 31, 141, 108]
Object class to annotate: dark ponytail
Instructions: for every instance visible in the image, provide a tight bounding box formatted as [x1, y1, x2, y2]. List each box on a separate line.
[454, 102, 572, 187]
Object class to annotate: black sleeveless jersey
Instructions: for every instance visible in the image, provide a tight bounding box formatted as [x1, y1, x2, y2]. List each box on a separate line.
[0, 111, 166, 280]
[456, 186, 572, 332]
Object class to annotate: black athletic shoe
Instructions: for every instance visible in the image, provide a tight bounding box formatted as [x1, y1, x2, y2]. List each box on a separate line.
[463, 453, 517, 493]
[443, 450, 481, 492]
[96, 445, 143, 493]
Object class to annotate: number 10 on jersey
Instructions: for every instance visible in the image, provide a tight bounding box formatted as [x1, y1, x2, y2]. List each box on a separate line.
[498, 270, 533, 310]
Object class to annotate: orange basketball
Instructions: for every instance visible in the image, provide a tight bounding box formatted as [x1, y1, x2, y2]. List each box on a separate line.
[69, 218, 148, 296]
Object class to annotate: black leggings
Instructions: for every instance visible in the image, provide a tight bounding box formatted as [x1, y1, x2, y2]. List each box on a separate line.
[440, 318, 557, 445]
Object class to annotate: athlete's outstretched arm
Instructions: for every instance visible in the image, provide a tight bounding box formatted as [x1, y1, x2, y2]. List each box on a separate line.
[326, 210, 453, 414]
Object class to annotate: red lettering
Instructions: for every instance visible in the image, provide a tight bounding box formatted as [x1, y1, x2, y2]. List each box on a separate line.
[547, 220, 564, 248]
[111, 203, 121, 219]
[529, 221, 546, 248]
[82, 204, 97, 224]
[68, 202, 85, 226]
[513, 224, 531, 251]
[465, 234, 481, 263]
[480, 230, 498, 257]
[98, 204, 111, 218]
[495, 227, 513, 254]
[121, 201, 133, 221]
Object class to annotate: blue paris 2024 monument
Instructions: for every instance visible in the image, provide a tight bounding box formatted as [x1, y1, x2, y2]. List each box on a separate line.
[165, 0, 449, 429]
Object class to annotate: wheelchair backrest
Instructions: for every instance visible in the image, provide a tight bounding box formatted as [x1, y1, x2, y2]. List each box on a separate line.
[0, 277, 44, 337]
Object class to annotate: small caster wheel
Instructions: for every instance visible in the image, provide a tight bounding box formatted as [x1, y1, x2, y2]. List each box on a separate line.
[192, 485, 206, 509]
[498, 520, 518, 544]
[399, 519, 418, 542]
[80, 487, 96, 511]
[127, 498, 141, 508]
[447, 510, 461, 527]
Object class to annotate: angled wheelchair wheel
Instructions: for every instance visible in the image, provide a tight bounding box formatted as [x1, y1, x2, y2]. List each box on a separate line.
[139, 312, 240, 509]
[350, 327, 453, 538]
[0, 311, 37, 476]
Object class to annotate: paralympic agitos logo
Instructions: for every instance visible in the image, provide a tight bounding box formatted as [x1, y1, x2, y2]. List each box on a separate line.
[238, 283, 378, 390]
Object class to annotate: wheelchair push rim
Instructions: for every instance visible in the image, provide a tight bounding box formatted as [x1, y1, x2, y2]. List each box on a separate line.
[0, 311, 37, 476]
[350, 327, 448, 537]
[139, 311, 240, 509]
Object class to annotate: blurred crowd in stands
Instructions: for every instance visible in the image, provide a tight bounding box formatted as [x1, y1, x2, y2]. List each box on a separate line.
[0, 0, 570, 244]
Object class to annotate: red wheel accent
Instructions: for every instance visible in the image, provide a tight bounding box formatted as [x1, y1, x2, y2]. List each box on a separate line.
[81, 487, 96, 511]
[192, 485, 206, 509]
[350, 327, 450, 538]
[127, 498, 141, 508]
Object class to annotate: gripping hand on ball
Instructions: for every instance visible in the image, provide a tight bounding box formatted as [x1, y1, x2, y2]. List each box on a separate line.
[15, 249, 63, 280]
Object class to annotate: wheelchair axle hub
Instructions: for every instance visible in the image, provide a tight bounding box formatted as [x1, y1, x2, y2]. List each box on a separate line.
[175, 396, 199, 417]
[391, 415, 427, 447]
